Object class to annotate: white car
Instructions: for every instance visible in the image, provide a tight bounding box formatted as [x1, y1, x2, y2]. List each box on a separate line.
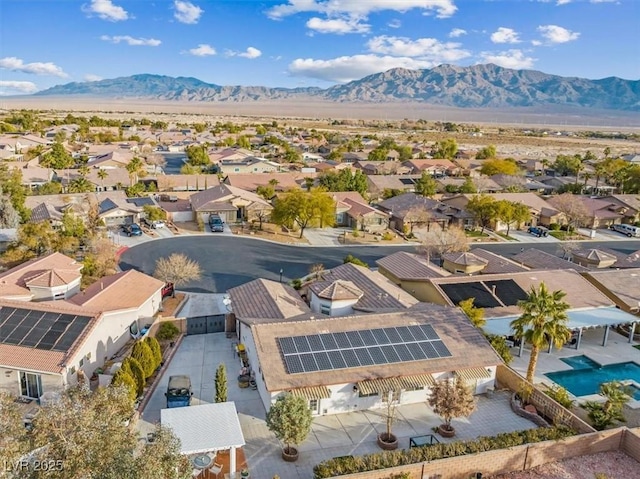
[144, 219, 166, 229]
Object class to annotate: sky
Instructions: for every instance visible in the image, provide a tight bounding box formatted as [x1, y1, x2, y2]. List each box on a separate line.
[0, 0, 639, 96]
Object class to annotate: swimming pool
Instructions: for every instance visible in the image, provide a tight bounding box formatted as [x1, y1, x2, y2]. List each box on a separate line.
[546, 356, 640, 399]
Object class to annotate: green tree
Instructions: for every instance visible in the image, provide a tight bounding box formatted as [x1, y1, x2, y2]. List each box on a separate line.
[143, 205, 166, 222]
[431, 138, 458, 159]
[131, 340, 156, 379]
[111, 368, 138, 402]
[266, 393, 313, 457]
[475, 144, 497, 160]
[185, 145, 210, 166]
[0, 189, 20, 228]
[458, 298, 485, 328]
[0, 392, 30, 469]
[97, 168, 109, 190]
[215, 364, 228, 403]
[145, 336, 163, 369]
[2, 221, 61, 262]
[271, 188, 335, 238]
[479, 158, 520, 176]
[40, 142, 74, 169]
[33, 181, 63, 195]
[484, 334, 513, 365]
[494, 200, 530, 236]
[236, 135, 251, 149]
[68, 176, 94, 193]
[368, 147, 389, 161]
[553, 154, 582, 176]
[257, 184, 276, 201]
[466, 194, 498, 234]
[318, 169, 368, 197]
[460, 177, 477, 193]
[414, 171, 437, 197]
[428, 377, 476, 435]
[153, 253, 202, 296]
[156, 322, 180, 341]
[0, 163, 30, 222]
[510, 283, 571, 383]
[122, 357, 145, 397]
[126, 156, 145, 186]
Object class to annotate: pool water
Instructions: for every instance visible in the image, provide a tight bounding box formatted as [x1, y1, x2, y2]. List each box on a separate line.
[546, 358, 640, 399]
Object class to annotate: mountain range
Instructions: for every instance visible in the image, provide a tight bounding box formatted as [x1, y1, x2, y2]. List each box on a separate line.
[35, 64, 640, 111]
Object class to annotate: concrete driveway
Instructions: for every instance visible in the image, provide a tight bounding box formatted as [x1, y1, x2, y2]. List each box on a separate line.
[140, 332, 538, 479]
[302, 228, 344, 246]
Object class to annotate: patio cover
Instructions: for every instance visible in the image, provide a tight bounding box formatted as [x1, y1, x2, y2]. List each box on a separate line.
[357, 374, 435, 395]
[161, 402, 245, 455]
[483, 306, 639, 337]
[290, 385, 331, 400]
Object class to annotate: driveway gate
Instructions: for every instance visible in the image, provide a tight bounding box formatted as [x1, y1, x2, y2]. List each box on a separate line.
[186, 315, 225, 335]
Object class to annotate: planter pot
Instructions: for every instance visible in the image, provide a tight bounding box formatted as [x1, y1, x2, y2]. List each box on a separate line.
[438, 424, 456, 438]
[238, 381, 250, 388]
[282, 446, 299, 462]
[377, 432, 398, 450]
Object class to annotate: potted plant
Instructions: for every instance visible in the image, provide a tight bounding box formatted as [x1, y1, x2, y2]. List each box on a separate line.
[428, 377, 476, 438]
[265, 393, 313, 462]
[376, 390, 399, 450]
[240, 468, 250, 478]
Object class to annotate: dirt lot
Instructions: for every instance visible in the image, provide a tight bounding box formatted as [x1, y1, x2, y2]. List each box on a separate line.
[230, 222, 309, 244]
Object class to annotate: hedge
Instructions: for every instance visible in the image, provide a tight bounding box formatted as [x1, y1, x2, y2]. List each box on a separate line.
[312, 426, 575, 478]
[145, 336, 163, 369]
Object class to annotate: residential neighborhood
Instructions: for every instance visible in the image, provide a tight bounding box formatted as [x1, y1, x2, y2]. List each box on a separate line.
[1, 110, 639, 479]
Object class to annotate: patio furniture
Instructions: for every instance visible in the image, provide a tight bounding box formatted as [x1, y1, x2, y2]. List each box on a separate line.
[192, 468, 201, 478]
[191, 453, 214, 469]
[409, 434, 440, 448]
[208, 461, 223, 478]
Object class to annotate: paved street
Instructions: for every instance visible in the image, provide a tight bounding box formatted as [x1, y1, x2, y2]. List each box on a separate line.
[119, 235, 640, 293]
[140, 332, 537, 479]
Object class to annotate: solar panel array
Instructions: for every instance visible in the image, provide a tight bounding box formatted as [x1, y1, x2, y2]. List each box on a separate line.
[0, 306, 92, 352]
[440, 279, 528, 308]
[277, 324, 452, 374]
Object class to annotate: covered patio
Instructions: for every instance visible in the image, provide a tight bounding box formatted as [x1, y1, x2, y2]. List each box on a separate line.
[483, 306, 640, 356]
[161, 402, 247, 478]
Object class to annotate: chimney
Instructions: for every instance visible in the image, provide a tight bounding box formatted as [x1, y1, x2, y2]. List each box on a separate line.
[491, 285, 496, 295]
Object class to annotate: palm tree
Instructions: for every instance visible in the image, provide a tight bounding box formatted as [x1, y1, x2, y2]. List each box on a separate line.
[97, 169, 108, 191]
[126, 157, 144, 186]
[510, 282, 571, 383]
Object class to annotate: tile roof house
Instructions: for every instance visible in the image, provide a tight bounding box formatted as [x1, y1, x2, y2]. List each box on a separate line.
[217, 156, 281, 175]
[571, 248, 619, 269]
[156, 174, 220, 192]
[4, 162, 53, 188]
[599, 195, 640, 223]
[331, 192, 389, 233]
[227, 279, 310, 323]
[402, 159, 460, 176]
[0, 262, 167, 401]
[582, 268, 640, 314]
[511, 248, 590, 273]
[0, 252, 83, 301]
[190, 184, 273, 225]
[55, 167, 131, 192]
[223, 172, 314, 192]
[547, 196, 628, 228]
[376, 193, 460, 231]
[240, 304, 501, 415]
[307, 263, 419, 316]
[366, 174, 423, 198]
[353, 161, 412, 176]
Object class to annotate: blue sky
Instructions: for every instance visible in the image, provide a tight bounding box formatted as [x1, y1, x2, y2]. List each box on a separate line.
[1, 0, 638, 95]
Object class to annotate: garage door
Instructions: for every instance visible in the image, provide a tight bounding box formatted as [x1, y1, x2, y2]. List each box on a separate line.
[186, 315, 226, 335]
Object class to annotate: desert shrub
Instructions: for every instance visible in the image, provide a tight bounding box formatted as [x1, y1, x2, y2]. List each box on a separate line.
[549, 223, 561, 231]
[352, 228, 359, 238]
[544, 385, 574, 409]
[156, 322, 180, 341]
[291, 278, 302, 290]
[382, 231, 394, 241]
[343, 254, 368, 267]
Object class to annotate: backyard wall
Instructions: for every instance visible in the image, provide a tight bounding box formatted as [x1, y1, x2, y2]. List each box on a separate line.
[495, 365, 595, 434]
[329, 428, 633, 479]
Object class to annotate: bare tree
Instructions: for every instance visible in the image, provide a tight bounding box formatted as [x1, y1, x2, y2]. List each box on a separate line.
[146, 153, 167, 175]
[550, 193, 590, 230]
[309, 263, 324, 280]
[417, 226, 469, 263]
[557, 241, 580, 260]
[153, 253, 202, 295]
[404, 206, 432, 234]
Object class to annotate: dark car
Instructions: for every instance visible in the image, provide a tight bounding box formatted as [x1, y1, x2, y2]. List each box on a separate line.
[209, 215, 224, 232]
[527, 226, 549, 237]
[122, 223, 143, 237]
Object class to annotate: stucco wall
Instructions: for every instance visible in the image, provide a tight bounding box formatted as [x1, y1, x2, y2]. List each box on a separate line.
[0, 367, 63, 397]
[310, 294, 358, 317]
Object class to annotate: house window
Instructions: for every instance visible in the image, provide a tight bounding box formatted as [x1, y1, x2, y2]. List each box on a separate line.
[20, 372, 43, 399]
[234, 168, 240, 172]
[320, 304, 331, 315]
[69, 366, 76, 375]
[53, 291, 65, 300]
[382, 390, 401, 403]
[309, 399, 318, 411]
[358, 390, 378, 398]
[79, 358, 84, 367]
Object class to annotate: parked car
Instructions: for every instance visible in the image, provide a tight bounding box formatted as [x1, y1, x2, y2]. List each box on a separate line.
[159, 194, 178, 202]
[527, 226, 549, 237]
[143, 218, 165, 229]
[209, 215, 224, 232]
[609, 223, 640, 237]
[122, 223, 143, 237]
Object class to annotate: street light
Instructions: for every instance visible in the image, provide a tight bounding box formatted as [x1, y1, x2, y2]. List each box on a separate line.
[279, 268, 283, 283]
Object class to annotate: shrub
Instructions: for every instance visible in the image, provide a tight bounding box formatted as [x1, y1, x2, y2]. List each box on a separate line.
[484, 333, 513, 365]
[549, 223, 561, 231]
[343, 254, 368, 268]
[312, 426, 575, 478]
[122, 357, 145, 397]
[266, 394, 313, 454]
[352, 228, 359, 238]
[131, 340, 156, 379]
[145, 336, 163, 369]
[156, 322, 179, 341]
[215, 364, 228, 403]
[382, 232, 394, 241]
[544, 385, 574, 409]
[291, 278, 302, 290]
[196, 217, 205, 232]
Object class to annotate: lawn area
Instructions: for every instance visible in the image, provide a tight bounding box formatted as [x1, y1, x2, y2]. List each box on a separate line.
[465, 230, 489, 238]
[496, 232, 518, 241]
[634, 345, 640, 351]
[549, 231, 584, 241]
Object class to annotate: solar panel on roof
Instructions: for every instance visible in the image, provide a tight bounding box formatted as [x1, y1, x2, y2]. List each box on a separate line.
[399, 178, 416, 185]
[359, 329, 377, 346]
[6, 325, 31, 343]
[367, 346, 387, 364]
[327, 350, 347, 369]
[393, 343, 414, 361]
[371, 328, 390, 344]
[421, 324, 439, 341]
[384, 327, 403, 343]
[341, 349, 360, 368]
[355, 348, 375, 366]
[293, 336, 311, 353]
[284, 355, 304, 374]
[299, 353, 319, 372]
[381, 345, 401, 363]
[396, 326, 415, 342]
[320, 333, 338, 350]
[407, 342, 427, 360]
[334, 332, 351, 349]
[483, 279, 528, 306]
[432, 340, 452, 358]
[278, 337, 297, 355]
[420, 341, 438, 359]
[440, 282, 502, 308]
[313, 351, 332, 370]
[346, 331, 364, 347]
[53, 335, 77, 352]
[307, 335, 324, 352]
[408, 325, 427, 341]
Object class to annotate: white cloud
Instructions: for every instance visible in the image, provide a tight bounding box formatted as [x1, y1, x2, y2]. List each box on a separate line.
[388, 19, 402, 28]
[0, 81, 38, 95]
[226, 47, 263, 59]
[531, 40, 542, 46]
[537, 24, 580, 43]
[289, 54, 440, 83]
[173, 0, 203, 24]
[306, 16, 370, 34]
[84, 74, 103, 82]
[556, 0, 572, 5]
[480, 49, 536, 69]
[448, 28, 466, 38]
[590, 0, 616, 3]
[0, 57, 68, 77]
[100, 35, 161, 46]
[82, 0, 129, 21]
[490, 27, 521, 44]
[367, 35, 470, 62]
[187, 44, 216, 56]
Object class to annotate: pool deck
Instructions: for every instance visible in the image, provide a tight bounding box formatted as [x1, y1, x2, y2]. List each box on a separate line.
[509, 327, 640, 408]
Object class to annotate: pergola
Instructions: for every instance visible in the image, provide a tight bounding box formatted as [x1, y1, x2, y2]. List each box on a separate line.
[483, 306, 639, 357]
[161, 402, 245, 477]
